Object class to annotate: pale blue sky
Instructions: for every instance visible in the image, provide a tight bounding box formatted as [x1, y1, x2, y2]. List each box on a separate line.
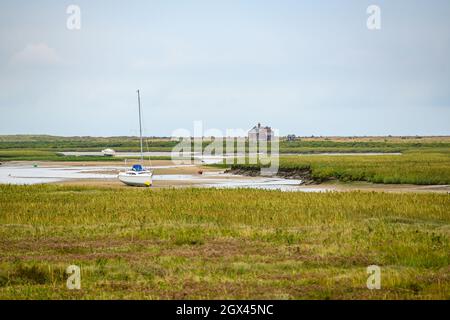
[0, 0, 449, 136]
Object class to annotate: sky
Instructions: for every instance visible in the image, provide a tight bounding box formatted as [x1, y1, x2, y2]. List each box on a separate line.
[0, 0, 449, 137]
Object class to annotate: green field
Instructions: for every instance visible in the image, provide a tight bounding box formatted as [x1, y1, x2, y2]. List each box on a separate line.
[0, 135, 179, 152]
[1, 135, 450, 154]
[228, 152, 450, 185]
[0, 150, 173, 162]
[0, 150, 122, 162]
[0, 185, 449, 299]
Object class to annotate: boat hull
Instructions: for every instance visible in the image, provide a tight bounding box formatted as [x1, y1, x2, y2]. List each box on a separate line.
[118, 172, 153, 187]
[102, 149, 116, 156]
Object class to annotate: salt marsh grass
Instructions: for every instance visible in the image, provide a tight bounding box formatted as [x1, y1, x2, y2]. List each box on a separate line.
[0, 185, 449, 299]
[230, 153, 450, 185]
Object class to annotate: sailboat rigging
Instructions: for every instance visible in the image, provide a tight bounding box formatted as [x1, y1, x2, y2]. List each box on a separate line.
[117, 90, 153, 187]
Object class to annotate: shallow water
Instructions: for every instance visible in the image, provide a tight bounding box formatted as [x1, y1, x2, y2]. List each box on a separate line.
[0, 164, 322, 191]
[152, 173, 307, 190]
[60, 151, 402, 165]
[60, 151, 238, 164]
[0, 165, 117, 185]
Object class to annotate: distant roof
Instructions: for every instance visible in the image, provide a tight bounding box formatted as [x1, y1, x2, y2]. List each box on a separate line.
[248, 124, 272, 132]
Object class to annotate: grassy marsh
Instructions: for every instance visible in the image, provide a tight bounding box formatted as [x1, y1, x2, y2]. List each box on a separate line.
[1, 135, 450, 155]
[0, 185, 449, 299]
[227, 152, 450, 185]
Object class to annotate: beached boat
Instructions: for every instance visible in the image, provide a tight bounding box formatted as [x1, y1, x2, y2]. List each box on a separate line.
[101, 148, 116, 156]
[118, 164, 152, 187]
[118, 90, 153, 187]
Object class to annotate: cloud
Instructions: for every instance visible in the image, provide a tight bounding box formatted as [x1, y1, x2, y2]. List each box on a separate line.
[10, 43, 63, 66]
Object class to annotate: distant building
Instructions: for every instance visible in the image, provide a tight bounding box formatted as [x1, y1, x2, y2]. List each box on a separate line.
[287, 134, 296, 141]
[248, 123, 273, 142]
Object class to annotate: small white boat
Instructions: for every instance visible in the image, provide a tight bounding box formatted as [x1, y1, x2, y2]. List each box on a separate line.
[118, 164, 153, 187]
[102, 148, 116, 156]
[118, 90, 153, 187]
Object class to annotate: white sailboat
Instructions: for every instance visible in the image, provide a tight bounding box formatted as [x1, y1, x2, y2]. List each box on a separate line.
[118, 90, 153, 187]
[101, 148, 116, 156]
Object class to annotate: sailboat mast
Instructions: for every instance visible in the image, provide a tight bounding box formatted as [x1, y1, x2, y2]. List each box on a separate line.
[137, 89, 144, 164]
